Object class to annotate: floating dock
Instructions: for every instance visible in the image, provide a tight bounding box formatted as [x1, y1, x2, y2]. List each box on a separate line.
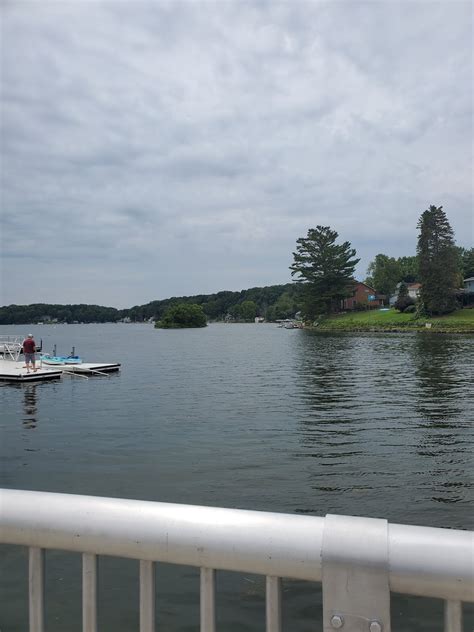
[0, 359, 120, 382]
[0, 360, 62, 383]
[47, 362, 121, 376]
[0, 335, 120, 382]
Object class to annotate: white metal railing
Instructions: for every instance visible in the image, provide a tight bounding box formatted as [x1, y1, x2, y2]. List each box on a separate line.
[0, 489, 472, 632]
[0, 335, 23, 361]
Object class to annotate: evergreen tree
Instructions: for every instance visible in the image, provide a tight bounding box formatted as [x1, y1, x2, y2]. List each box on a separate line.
[290, 226, 359, 318]
[394, 281, 414, 312]
[417, 205, 459, 315]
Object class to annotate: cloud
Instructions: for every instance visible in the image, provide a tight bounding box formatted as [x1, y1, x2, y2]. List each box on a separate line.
[1, 0, 472, 307]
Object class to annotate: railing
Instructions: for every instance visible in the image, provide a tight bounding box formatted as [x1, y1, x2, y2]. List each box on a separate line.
[0, 489, 472, 632]
[0, 335, 42, 360]
[0, 336, 23, 361]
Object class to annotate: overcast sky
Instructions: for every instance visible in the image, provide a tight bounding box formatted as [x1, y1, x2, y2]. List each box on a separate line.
[1, 1, 472, 308]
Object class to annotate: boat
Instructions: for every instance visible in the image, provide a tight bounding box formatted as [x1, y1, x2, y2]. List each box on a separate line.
[40, 354, 82, 365]
[277, 319, 303, 329]
[40, 346, 82, 365]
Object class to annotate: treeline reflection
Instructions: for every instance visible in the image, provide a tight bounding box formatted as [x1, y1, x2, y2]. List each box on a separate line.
[291, 331, 473, 520]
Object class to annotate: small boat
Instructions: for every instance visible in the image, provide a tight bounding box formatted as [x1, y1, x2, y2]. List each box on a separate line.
[40, 346, 82, 365]
[41, 354, 82, 365]
[278, 319, 303, 329]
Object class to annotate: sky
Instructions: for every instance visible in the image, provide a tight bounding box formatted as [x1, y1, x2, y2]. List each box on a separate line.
[1, 1, 472, 308]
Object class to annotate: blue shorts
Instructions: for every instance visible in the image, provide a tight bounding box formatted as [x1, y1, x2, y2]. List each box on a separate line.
[24, 353, 35, 363]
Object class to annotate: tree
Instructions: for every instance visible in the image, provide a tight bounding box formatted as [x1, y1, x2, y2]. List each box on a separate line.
[239, 300, 257, 321]
[394, 282, 415, 312]
[365, 254, 401, 298]
[290, 225, 360, 318]
[458, 247, 474, 279]
[155, 303, 207, 328]
[397, 256, 419, 283]
[265, 291, 298, 321]
[417, 205, 459, 315]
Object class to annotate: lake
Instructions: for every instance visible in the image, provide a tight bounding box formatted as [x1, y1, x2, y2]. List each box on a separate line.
[0, 323, 473, 631]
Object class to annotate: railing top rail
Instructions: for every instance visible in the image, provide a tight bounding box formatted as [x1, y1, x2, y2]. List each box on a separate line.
[0, 488, 472, 602]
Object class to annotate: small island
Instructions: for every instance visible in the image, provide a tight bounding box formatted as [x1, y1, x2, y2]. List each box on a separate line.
[154, 303, 207, 329]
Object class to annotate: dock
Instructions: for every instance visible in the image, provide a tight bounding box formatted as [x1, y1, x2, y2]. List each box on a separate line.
[0, 335, 120, 382]
[0, 359, 120, 382]
[48, 362, 121, 376]
[0, 360, 62, 383]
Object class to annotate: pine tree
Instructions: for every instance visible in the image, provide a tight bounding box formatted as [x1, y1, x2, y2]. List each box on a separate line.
[394, 281, 414, 312]
[290, 226, 359, 318]
[417, 205, 459, 315]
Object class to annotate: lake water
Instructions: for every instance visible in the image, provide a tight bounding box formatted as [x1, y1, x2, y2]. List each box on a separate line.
[0, 323, 473, 631]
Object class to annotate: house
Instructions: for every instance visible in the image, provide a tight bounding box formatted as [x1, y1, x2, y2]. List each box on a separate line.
[389, 282, 421, 306]
[341, 281, 384, 310]
[461, 278, 474, 306]
[464, 277, 474, 293]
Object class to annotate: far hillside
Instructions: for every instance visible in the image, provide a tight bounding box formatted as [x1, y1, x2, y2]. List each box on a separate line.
[125, 284, 301, 323]
[0, 284, 302, 324]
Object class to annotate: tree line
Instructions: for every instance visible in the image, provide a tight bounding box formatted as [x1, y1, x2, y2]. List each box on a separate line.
[1, 204, 472, 325]
[0, 285, 302, 325]
[290, 205, 473, 319]
[0, 303, 121, 325]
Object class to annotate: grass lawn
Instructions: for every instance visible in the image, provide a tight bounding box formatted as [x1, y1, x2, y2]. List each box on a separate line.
[316, 307, 474, 332]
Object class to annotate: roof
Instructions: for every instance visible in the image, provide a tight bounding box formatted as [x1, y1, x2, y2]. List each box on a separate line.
[352, 280, 377, 292]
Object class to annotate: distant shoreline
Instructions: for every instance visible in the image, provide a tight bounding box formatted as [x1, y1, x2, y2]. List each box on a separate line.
[310, 326, 474, 334]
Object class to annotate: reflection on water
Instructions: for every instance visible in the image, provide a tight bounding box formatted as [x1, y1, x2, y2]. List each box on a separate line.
[410, 335, 473, 508]
[291, 331, 473, 520]
[22, 384, 38, 429]
[412, 334, 463, 422]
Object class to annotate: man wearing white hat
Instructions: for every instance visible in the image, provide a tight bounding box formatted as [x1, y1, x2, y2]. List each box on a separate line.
[22, 334, 37, 373]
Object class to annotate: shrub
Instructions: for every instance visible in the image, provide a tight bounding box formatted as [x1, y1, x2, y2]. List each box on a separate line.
[394, 296, 415, 312]
[403, 304, 416, 313]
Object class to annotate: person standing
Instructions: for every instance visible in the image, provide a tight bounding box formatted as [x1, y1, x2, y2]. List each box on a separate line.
[22, 334, 37, 373]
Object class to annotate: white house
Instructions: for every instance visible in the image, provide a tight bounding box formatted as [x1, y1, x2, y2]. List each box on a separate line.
[464, 277, 474, 293]
[389, 282, 421, 306]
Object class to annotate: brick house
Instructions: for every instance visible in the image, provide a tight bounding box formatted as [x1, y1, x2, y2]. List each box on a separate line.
[341, 281, 385, 310]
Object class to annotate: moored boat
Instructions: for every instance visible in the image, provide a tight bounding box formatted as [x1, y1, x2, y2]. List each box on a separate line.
[40, 354, 83, 365]
[40, 346, 82, 365]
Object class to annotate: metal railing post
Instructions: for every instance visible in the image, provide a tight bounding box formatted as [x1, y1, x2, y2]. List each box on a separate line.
[29, 547, 45, 632]
[82, 553, 98, 632]
[266, 576, 282, 632]
[200, 567, 216, 632]
[444, 600, 462, 632]
[140, 560, 156, 632]
[322, 515, 391, 632]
